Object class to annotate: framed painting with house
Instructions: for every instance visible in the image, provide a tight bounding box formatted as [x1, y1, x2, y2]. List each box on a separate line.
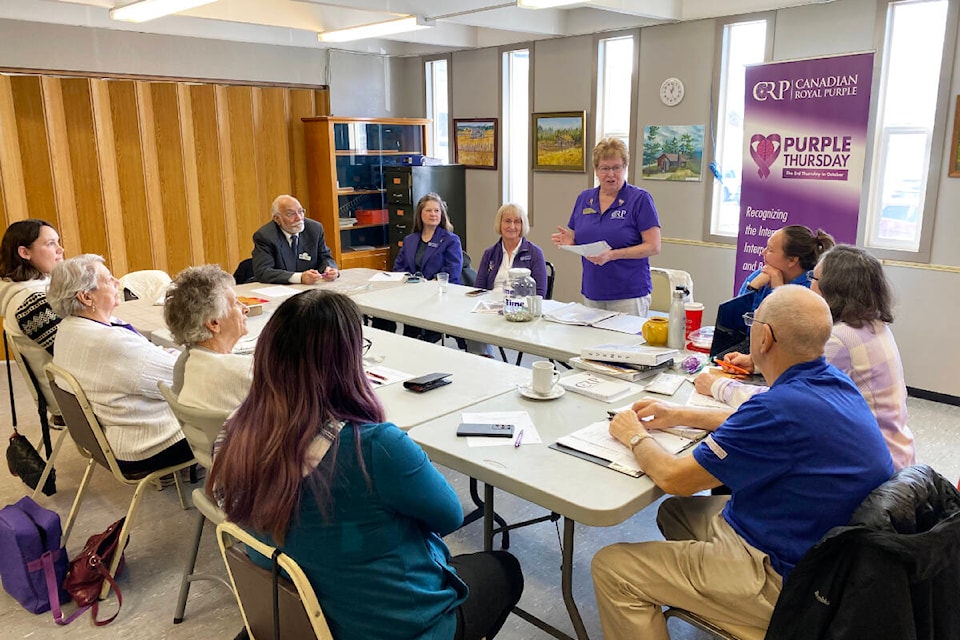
[453, 118, 498, 170]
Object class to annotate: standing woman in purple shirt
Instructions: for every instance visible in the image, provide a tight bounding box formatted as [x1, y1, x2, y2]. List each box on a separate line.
[551, 138, 661, 316]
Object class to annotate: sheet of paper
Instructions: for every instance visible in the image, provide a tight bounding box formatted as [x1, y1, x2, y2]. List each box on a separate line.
[557, 421, 641, 472]
[543, 302, 617, 326]
[643, 373, 686, 396]
[368, 271, 407, 282]
[559, 241, 612, 257]
[365, 364, 413, 387]
[472, 299, 504, 314]
[461, 411, 541, 447]
[252, 285, 298, 298]
[687, 391, 732, 410]
[592, 313, 646, 335]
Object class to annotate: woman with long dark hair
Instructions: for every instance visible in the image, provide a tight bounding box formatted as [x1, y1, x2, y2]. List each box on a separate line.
[209, 290, 522, 640]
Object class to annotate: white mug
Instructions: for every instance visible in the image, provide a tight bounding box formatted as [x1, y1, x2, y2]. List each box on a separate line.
[531, 361, 560, 394]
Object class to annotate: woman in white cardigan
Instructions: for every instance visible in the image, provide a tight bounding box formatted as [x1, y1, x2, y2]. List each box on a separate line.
[163, 265, 253, 413]
[49, 254, 193, 475]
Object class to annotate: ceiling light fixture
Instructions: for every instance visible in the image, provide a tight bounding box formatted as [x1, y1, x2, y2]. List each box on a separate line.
[318, 15, 433, 43]
[110, 0, 220, 23]
[517, 0, 588, 8]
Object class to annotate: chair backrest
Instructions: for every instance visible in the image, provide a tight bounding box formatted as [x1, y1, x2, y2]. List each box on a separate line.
[234, 258, 255, 285]
[6, 333, 43, 409]
[649, 267, 694, 313]
[217, 520, 334, 640]
[544, 261, 556, 300]
[118, 270, 172, 303]
[43, 362, 122, 477]
[461, 251, 477, 287]
[158, 381, 229, 470]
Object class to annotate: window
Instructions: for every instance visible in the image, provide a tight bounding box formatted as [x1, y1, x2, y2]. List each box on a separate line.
[596, 35, 634, 152]
[865, 0, 949, 252]
[502, 48, 530, 211]
[709, 19, 769, 237]
[425, 59, 449, 163]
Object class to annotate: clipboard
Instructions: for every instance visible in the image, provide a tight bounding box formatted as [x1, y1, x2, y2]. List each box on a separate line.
[548, 442, 643, 478]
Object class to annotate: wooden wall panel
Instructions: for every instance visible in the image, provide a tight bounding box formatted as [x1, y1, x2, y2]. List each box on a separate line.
[8, 76, 53, 225]
[60, 78, 108, 260]
[108, 80, 153, 273]
[150, 82, 190, 274]
[189, 85, 229, 270]
[1, 71, 326, 278]
[225, 86, 263, 258]
[254, 87, 292, 215]
[288, 89, 316, 207]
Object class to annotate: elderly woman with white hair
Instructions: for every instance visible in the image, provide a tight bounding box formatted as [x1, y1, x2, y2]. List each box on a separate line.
[49, 254, 192, 476]
[163, 265, 252, 413]
[475, 203, 547, 297]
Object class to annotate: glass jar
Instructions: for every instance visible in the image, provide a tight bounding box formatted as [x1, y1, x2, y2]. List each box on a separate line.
[503, 268, 536, 322]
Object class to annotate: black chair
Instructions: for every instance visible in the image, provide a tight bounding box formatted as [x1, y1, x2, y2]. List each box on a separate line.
[233, 258, 255, 285]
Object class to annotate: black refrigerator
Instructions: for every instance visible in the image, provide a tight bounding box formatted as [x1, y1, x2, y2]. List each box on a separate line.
[384, 165, 467, 267]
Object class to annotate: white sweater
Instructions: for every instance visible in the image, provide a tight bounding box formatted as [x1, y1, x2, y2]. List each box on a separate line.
[175, 347, 253, 413]
[53, 316, 184, 461]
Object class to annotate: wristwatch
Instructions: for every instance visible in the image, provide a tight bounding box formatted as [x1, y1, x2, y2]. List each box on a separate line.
[628, 432, 649, 451]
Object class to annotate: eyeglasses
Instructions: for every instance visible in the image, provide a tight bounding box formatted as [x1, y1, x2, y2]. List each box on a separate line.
[806, 270, 819, 283]
[596, 165, 625, 174]
[280, 208, 305, 219]
[743, 312, 777, 343]
[363, 337, 372, 355]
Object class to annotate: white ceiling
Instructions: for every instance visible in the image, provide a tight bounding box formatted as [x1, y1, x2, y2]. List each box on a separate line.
[1, 0, 830, 56]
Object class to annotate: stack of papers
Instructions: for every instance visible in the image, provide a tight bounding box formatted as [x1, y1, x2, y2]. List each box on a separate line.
[559, 241, 612, 257]
[472, 300, 504, 314]
[368, 272, 407, 282]
[553, 421, 704, 477]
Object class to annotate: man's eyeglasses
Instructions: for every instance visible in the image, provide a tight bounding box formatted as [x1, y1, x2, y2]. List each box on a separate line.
[743, 312, 777, 343]
[806, 270, 819, 283]
[363, 337, 372, 355]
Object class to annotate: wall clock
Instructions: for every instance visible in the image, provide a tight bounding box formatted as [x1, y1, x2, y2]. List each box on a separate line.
[660, 77, 684, 107]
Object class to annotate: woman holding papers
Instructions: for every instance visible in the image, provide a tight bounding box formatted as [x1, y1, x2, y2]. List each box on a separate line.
[552, 137, 661, 317]
[209, 290, 523, 640]
[163, 265, 253, 413]
[476, 203, 547, 296]
[738, 224, 835, 310]
[700, 245, 915, 470]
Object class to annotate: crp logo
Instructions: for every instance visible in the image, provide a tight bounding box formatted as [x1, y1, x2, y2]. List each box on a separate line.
[752, 80, 791, 101]
[610, 210, 626, 219]
[749, 134, 781, 179]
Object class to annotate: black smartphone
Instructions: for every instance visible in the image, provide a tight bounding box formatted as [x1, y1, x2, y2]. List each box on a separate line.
[456, 423, 515, 437]
[403, 372, 452, 393]
[405, 275, 422, 283]
[465, 288, 487, 297]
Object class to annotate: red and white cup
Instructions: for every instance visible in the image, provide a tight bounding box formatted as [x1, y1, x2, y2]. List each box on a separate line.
[684, 302, 704, 340]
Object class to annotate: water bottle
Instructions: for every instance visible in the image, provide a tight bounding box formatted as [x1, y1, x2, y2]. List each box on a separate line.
[667, 286, 688, 349]
[504, 268, 535, 322]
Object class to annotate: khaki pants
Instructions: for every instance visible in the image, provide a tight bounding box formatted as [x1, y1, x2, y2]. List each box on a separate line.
[584, 294, 652, 318]
[591, 496, 782, 640]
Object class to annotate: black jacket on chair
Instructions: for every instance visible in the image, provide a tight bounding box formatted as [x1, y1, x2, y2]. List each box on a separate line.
[765, 465, 960, 640]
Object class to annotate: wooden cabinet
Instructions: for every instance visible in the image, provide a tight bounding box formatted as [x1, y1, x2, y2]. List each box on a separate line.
[302, 117, 429, 269]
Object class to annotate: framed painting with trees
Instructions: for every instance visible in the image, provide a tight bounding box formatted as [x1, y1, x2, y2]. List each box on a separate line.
[532, 111, 586, 172]
[641, 124, 704, 181]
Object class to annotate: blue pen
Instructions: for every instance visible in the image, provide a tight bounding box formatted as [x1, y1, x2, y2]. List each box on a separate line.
[513, 428, 524, 448]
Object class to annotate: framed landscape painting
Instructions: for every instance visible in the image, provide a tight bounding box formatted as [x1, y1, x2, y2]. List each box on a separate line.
[454, 118, 498, 170]
[532, 111, 586, 172]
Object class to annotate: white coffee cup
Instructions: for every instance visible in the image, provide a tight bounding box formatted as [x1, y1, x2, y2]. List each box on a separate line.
[531, 361, 560, 394]
[436, 272, 449, 293]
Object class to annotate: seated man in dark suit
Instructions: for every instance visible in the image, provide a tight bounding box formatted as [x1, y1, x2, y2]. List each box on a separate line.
[251, 195, 338, 284]
[593, 285, 894, 640]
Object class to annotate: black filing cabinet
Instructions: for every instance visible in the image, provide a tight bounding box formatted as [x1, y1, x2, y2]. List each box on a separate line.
[384, 165, 466, 267]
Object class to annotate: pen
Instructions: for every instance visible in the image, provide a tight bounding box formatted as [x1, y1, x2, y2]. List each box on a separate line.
[714, 358, 751, 376]
[367, 377, 382, 386]
[367, 371, 388, 381]
[513, 428, 524, 448]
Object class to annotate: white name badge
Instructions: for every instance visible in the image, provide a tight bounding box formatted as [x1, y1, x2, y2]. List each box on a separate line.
[299, 252, 312, 261]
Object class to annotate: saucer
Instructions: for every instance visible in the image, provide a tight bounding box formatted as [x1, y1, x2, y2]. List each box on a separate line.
[519, 384, 565, 400]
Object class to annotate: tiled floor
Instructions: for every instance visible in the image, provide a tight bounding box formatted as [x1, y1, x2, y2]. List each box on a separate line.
[1, 350, 957, 640]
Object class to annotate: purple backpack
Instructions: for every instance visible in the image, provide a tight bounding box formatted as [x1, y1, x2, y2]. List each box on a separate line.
[0, 496, 69, 613]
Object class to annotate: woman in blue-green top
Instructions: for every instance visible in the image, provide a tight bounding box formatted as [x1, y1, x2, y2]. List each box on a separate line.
[209, 290, 522, 640]
[738, 224, 835, 310]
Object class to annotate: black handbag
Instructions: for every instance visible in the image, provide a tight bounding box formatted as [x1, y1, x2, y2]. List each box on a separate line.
[6, 429, 56, 496]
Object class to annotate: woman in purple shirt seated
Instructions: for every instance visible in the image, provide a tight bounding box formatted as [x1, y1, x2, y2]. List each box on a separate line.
[475, 203, 547, 297]
[699, 245, 915, 470]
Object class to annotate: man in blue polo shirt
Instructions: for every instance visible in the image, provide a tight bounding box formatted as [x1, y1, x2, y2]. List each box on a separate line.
[593, 285, 894, 640]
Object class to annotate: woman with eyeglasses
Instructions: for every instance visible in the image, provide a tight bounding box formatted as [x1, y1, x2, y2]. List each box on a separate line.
[210, 290, 523, 640]
[552, 137, 661, 317]
[697, 245, 915, 470]
[739, 224, 835, 311]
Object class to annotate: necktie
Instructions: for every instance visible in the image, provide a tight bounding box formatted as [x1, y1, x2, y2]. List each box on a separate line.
[290, 234, 299, 267]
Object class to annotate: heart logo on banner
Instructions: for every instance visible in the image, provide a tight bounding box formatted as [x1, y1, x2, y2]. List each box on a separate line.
[750, 134, 781, 179]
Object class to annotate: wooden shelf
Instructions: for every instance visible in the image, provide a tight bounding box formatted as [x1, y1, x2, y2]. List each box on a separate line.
[334, 150, 422, 156]
[337, 188, 385, 196]
[339, 223, 387, 231]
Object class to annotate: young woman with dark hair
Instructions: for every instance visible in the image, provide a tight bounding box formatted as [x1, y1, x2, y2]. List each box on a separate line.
[209, 290, 523, 640]
[739, 224, 836, 310]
